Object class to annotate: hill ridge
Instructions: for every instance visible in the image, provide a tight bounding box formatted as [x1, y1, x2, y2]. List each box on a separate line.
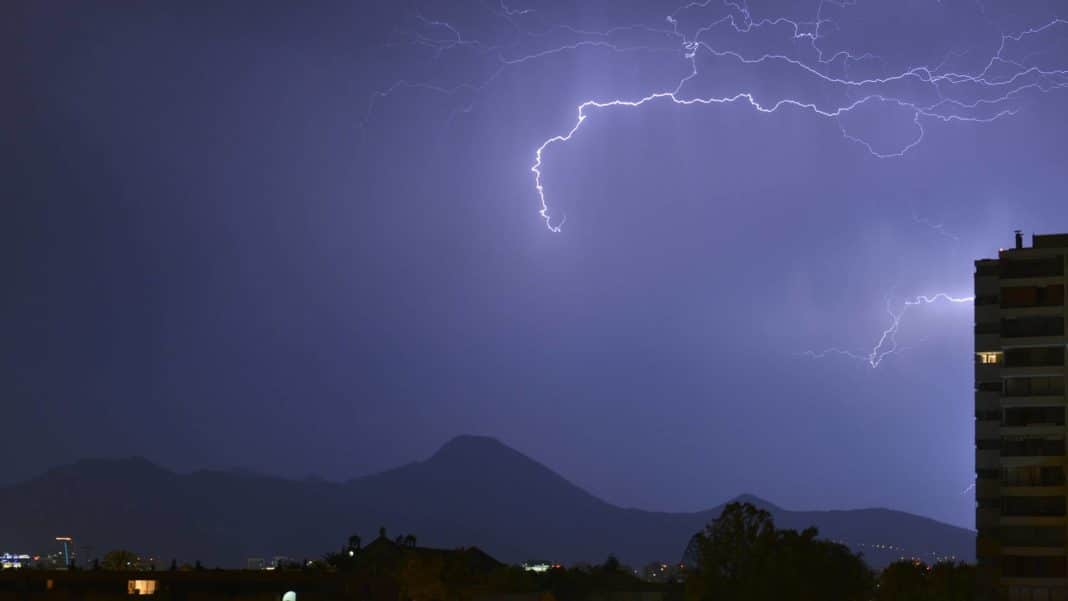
[0, 434, 973, 568]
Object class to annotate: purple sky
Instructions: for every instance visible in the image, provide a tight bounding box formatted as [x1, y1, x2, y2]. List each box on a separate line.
[6, 0, 1068, 530]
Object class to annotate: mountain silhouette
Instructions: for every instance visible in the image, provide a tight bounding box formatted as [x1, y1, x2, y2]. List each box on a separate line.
[0, 435, 973, 568]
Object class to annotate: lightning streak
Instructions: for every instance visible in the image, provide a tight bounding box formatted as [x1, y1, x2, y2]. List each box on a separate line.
[363, 4, 1068, 229]
[802, 293, 975, 368]
[529, 5, 1068, 229]
[364, 1, 1064, 366]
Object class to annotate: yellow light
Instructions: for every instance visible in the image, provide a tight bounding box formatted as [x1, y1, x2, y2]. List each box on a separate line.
[127, 580, 157, 595]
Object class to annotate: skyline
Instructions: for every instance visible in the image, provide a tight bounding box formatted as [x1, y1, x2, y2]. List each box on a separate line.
[6, 0, 1068, 533]
[0, 434, 974, 570]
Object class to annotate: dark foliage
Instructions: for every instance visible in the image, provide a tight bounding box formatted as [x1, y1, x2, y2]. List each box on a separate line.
[877, 559, 974, 601]
[685, 502, 874, 601]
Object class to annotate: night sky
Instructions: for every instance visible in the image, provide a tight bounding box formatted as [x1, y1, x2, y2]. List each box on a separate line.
[6, 0, 1068, 531]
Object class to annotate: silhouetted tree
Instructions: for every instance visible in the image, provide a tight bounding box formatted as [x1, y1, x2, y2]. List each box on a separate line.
[378, 526, 387, 540]
[101, 550, 139, 571]
[325, 533, 365, 571]
[169, 559, 177, 571]
[877, 560, 974, 601]
[877, 560, 928, 601]
[927, 561, 975, 601]
[194, 560, 203, 571]
[686, 502, 872, 601]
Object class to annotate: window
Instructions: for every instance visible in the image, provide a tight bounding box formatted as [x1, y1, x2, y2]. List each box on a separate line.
[977, 439, 1001, 450]
[976, 261, 1000, 277]
[1001, 436, 1065, 457]
[975, 294, 1000, 306]
[976, 322, 1001, 335]
[1003, 465, 1066, 487]
[1002, 496, 1066, 517]
[1002, 316, 1065, 338]
[1005, 347, 1065, 367]
[1003, 555, 1067, 578]
[1001, 257, 1065, 279]
[1002, 285, 1065, 308]
[127, 580, 157, 595]
[1001, 526, 1066, 547]
[978, 352, 1003, 365]
[977, 381, 1003, 393]
[1004, 406, 1065, 426]
[976, 409, 1001, 421]
[1005, 376, 1065, 397]
[1003, 436, 1061, 456]
[977, 468, 999, 479]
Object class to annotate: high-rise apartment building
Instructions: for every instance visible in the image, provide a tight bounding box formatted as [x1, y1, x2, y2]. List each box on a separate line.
[976, 232, 1068, 601]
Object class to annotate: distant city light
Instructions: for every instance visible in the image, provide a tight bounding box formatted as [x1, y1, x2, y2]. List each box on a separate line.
[0, 554, 31, 569]
[521, 560, 553, 572]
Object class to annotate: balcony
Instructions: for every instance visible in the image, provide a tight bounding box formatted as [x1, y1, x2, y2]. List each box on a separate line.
[1001, 437, 1065, 458]
[1002, 365, 1065, 379]
[976, 333, 1000, 352]
[977, 448, 1000, 469]
[1002, 425, 1067, 438]
[976, 304, 1000, 324]
[977, 506, 999, 529]
[1000, 256, 1065, 280]
[1002, 316, 1066, 341]
[1001, 284, 1065, 309]
[976, 388, 1000, 405]
[976, 478, 1000, 499]
[977, 420, 1000, 440]
[976, 363, 1002, 382]
[1003, 376, 1066, 399]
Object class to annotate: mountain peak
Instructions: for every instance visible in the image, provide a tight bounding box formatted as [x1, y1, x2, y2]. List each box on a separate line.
[434, 435, 510, 455]
[729, 494, 781, 512]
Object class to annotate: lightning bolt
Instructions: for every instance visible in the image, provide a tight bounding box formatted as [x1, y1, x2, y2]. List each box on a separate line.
[529, 4, 1068, 230]
[802, 293, 974, 368]
[911, 210, 961, 243]
[363, 4, 1068, 230]
[363, 1, 1062, 365]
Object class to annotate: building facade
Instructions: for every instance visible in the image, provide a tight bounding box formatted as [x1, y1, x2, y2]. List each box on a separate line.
[976, 232, 1068, 601]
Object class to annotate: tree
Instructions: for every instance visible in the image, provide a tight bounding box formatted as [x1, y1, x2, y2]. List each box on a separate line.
[877, 560, 975, 601]
[686, 502, 873, 601]
[101, 550, 139, 571]
[877, 560, 928, 601]
[325, 533, 364, 571]
[687, 502, 777, 600]
[927, 561, 975, 601]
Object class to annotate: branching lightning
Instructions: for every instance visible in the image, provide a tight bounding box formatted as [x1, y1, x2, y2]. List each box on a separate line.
[802, 293, 975, 368]
[363, 0, 1067, 366]
[360, 1, 1068, 231]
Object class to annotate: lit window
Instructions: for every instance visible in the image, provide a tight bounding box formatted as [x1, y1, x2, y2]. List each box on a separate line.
[978, 352, 1002, 365]
[128, 580, 157, 595]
